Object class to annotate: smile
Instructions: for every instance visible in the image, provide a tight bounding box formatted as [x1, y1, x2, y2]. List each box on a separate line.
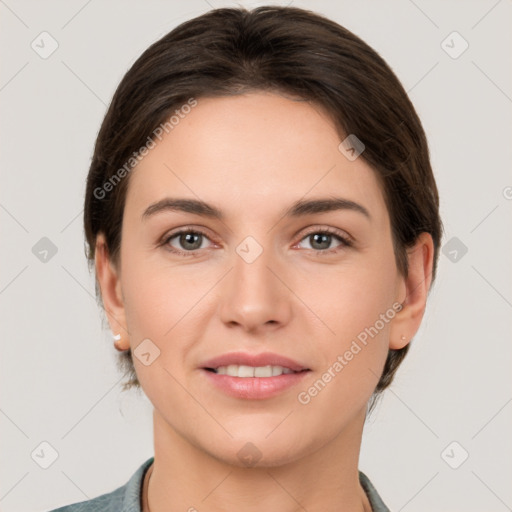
[208, 365, 298, 377]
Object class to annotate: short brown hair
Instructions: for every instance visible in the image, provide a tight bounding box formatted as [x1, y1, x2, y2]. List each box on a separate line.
[84, 6, 443, 408]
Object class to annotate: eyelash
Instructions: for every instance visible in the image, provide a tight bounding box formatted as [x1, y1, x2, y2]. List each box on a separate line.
[297, 227, 353, 255]
[160, 227, 353, 257]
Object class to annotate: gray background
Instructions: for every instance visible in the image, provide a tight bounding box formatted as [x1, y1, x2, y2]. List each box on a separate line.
[1, 1, 511, 511]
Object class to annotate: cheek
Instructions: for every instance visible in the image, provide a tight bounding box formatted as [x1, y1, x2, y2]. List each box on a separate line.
[295, 273, 394, 424]
[296, 251, 397, 398]
[121, 249, 203, 337]
[306, 256, 397, 343]
[120, 251, 213, 388]
[120, 259, 198, 408]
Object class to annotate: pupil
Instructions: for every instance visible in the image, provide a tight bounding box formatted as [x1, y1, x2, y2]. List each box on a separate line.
[311, 233, 330, 250]
[181, 232, 201, 250]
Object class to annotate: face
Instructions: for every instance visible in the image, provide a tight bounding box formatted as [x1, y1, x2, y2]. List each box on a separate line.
[101, 92, 416, 467]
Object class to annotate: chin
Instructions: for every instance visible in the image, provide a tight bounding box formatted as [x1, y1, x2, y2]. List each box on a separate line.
[198, 426, 313, 469]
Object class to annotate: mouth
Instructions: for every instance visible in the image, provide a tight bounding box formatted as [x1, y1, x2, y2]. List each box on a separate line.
[200, 351, 310, 375]
[204, 365, 308, 377]
[200, 352, 311, 399]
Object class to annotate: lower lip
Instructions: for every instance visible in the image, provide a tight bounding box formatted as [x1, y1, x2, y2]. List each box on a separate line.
[201, 369, 310, 400]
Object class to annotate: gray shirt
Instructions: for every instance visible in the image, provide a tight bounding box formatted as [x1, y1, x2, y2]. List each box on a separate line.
[48, 457, 390, 512]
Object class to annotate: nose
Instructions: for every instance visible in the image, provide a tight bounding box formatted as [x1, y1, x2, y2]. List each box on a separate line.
[217, 242, 293, 333]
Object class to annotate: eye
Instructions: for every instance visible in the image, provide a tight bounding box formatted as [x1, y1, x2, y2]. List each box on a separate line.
[164, 229, 213, 254]
[161, 227, 352, 256]
[296, 229, 352, 253]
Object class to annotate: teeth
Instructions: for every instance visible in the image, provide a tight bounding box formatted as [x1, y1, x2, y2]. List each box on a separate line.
[214, 365, 295, 377]
[255, 366, 273, 377]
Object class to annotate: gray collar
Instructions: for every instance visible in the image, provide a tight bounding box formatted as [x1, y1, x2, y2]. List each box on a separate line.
[50, 457, 390, 512]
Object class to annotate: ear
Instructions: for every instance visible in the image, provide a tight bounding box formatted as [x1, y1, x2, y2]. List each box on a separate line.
[389, 232, 435, 350]
[95, 233, 130, 349]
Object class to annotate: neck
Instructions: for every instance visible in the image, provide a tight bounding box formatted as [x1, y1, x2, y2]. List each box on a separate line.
[145, 408, 372, 512]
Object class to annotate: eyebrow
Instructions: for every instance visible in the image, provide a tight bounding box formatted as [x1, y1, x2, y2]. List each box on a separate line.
[141, 196, 371, 222]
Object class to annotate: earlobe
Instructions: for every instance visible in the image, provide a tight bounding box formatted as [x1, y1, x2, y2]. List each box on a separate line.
[94, 233, 130, 349]
[389, 233, 434, 350]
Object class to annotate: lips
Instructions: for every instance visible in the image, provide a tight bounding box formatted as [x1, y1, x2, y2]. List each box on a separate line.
[201, 351, 309, 373]
[200, 351, 311, 400]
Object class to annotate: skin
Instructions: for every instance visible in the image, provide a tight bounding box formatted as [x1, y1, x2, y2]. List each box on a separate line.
[95, 92, 434, 512]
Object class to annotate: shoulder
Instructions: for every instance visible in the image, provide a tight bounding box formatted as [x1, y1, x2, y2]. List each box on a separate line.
[47, 457, 154, 512]
[359, 470, 391, 512]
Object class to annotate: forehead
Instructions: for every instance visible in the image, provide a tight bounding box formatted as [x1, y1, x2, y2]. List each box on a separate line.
[125, 92, 387, 223]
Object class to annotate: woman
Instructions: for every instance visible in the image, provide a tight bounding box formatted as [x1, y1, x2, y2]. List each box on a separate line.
[51, 5, 442, 511]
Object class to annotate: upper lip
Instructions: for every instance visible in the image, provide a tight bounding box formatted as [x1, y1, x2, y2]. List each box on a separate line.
[201, 352, 310, 372]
